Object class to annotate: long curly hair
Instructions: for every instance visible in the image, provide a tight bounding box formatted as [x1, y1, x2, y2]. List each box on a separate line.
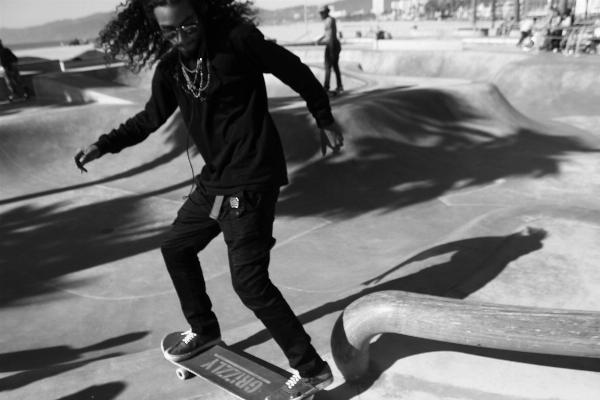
[99, 0, 257, 72]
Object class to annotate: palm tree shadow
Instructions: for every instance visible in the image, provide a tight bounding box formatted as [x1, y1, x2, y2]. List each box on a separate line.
[0, 332, 148, 392]
[0, 180, 193, 309]
[270, 86, 599, 219]
[55, 382, 126, 400]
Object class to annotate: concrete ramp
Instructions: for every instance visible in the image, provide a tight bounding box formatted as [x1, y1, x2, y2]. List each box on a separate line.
[2, 53, 600, 399]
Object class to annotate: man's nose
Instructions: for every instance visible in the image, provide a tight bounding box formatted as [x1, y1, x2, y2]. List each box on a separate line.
[174, 29, 185, 43]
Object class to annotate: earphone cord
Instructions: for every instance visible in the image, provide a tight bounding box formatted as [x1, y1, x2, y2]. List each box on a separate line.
[182, 98, 196, 200]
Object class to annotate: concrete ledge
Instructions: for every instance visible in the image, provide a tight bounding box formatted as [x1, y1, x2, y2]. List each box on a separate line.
[464, 37, 519, 45]
[289, 47, 528, 81]
[374, 39, 463, 51]
[32, 74, 132, 104]
[19, 59, 64, 74]
[452, 28, 490, 37]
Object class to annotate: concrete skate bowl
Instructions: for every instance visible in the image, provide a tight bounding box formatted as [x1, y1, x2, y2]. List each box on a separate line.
[3, 55, 600, 399]
[292, 48, 600, 125]
[83, 63, 366, 98]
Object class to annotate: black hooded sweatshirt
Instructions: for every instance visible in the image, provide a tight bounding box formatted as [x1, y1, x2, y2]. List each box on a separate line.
[94, 23, 334, 195]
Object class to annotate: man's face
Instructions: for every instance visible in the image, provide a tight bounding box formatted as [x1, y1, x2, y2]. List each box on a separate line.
[154, 0, 204, 58]
[319, 11, 328, 20]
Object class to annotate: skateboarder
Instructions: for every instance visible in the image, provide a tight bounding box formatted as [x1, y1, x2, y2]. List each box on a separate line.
[73, 1, 342, 399]
[318, 5, 343, 94]
[0, 39, 26, 101]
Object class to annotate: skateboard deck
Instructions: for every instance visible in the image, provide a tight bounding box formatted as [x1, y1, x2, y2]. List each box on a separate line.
[327, 90, 344, 97]
[0, 96, 29, 105]
[161, 332, 314, 400]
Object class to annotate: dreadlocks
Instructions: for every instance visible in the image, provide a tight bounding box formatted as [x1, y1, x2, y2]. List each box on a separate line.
[99, 0, 257, 72]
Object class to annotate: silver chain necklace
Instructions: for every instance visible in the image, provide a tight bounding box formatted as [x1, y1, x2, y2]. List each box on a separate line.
[179, 52, 210, 100]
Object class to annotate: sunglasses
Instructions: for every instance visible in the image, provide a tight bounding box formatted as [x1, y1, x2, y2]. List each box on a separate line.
[160, 22, 200, 41]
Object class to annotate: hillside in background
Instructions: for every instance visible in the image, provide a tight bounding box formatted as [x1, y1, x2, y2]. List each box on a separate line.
[0, 1, 374, 46]
[0, 12, 113, 46]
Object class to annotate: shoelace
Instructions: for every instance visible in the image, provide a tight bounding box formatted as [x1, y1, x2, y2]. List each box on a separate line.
[285, 373, 302, 389]
[180, 330, 197, 344]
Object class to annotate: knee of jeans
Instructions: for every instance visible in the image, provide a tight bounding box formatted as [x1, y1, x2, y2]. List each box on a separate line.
[160, 240, 194, 262]
[228, 237, 275, 267]
[234, 281, 280, 313]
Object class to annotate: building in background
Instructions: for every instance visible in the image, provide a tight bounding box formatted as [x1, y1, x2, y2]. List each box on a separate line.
[575, 0, 600, 15]
[372, 0, 395, 14]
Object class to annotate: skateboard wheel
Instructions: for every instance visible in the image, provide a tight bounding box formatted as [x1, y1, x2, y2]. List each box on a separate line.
[176, 368, 191, 380]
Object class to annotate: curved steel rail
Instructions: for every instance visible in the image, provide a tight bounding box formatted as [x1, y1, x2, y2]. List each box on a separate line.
[331, 290, 600, 380]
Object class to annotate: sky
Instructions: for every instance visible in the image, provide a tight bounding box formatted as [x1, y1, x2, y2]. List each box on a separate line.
[0, 0, 328, 29]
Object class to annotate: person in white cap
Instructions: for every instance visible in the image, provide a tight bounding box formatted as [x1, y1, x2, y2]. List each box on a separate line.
[318, 5, 343, 94]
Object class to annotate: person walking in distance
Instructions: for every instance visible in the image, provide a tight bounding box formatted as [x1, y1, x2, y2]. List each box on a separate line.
[0, 39, 26, 101]
[73, 1, 343, 399]
[517, 17, 537, 46]
[318, 5, 343, 94]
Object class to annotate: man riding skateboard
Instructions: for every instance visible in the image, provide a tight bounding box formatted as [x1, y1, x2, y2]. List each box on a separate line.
[73, 1, 342, 399]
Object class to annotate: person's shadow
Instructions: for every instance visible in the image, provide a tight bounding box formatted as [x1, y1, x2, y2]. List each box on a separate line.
[236, 227, 549, 350]
[234, 227, 599, 398]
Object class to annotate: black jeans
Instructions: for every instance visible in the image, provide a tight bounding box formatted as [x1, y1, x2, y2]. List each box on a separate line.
[160, 186, 324, 376]
[324, 42, 342, 91]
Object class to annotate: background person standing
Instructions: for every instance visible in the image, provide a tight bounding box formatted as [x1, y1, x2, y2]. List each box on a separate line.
[0, 39, 26, 101]
[318, 5, 343, 94]
[517, 17, 537, 46]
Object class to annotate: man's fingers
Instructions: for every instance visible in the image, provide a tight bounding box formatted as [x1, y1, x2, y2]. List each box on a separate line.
[320, 131, 328, 156]
[333, 132, 344, 149]
[74, 149, 89, 173]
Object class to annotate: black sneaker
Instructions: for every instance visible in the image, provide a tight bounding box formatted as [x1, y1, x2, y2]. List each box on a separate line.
[163, 330, 220, 362]
[266, 362, 333, 400]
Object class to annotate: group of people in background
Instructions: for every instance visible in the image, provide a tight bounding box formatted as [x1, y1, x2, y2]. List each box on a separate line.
[515, 8, 600, 53]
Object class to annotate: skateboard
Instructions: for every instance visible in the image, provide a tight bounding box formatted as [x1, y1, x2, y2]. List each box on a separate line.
[0, 96, 28, 105]
[161, 332, 314, 400]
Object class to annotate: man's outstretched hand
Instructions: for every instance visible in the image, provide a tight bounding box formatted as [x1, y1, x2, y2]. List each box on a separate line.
[74, 145, 100, 173]
[320, 122, 344, 156]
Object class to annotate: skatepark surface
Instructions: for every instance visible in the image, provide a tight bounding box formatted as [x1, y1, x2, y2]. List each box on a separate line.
[1, 44, 600, 400]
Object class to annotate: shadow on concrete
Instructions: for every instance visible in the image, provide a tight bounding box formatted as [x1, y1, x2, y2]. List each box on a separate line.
[236, 227, 598, 399]
[0, 331, 149, 372]
[55, 382, 127, 400]
[271, 86, 599, 218]
[0, 181, 189, 309]
[2, 84, 597, 321]
[235, 228, 598, 373]
[1, 85, 598, 387]
[0, 108, 192, 206]
[0, 332, 146, 392]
